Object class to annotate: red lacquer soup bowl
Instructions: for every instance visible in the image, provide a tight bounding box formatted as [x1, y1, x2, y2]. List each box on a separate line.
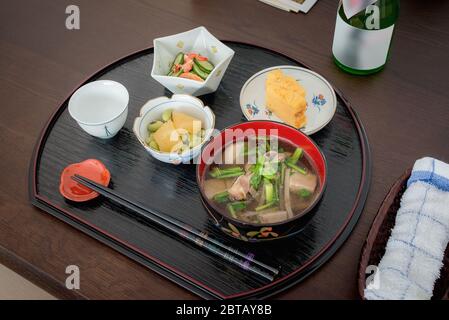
[196, 121, 327, 242]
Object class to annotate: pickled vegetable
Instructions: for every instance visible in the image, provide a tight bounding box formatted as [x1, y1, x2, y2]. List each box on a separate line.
[147, 120, 163, 132]
[149, 140, 159, 151]
[161, 109, 173, 122]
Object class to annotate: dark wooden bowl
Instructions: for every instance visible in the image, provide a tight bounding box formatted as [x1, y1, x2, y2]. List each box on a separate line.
[358, 169, 449, 300]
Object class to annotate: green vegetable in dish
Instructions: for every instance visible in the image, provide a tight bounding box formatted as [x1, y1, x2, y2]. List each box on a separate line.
[166, 52, 213, 82]
[289, 148, 303, 163]
[149, 140, 159, 151]
[209, 167, 244, 179]
[298, 188, 312, 198]
[227, 201, 247, 218]
[194, 58, 214, 73]
[192, 63, 209, 80]
[167, 52, 184, 76]
[213, 191, 230, 204]
[255, 201, 276, 212]
[161, 109, 173, 122]
[284, 148, 306, 174]
[173, 52, 184, 65]
[249, 155, 264, 189]
[261, 162, 278, 180]
[264, 180, 275, 203]
[172, 69, 183, 77]
[147, 120, 163, 132]
[285, 161, 307, 175]
[250, 174, 262, 191]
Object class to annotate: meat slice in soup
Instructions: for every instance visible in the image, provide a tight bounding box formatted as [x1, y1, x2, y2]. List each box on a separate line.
[228, 173, 252, 200]
[203, 178, 236, 200]
[289, 172, 317, 194]
[259, 211, 288, 224]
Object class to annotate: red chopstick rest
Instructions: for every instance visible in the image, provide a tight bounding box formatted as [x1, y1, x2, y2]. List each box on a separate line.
[59, 159, 110, 202]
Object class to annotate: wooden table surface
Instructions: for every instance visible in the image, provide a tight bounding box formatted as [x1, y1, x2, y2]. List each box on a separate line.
[1, 0, 448, 299]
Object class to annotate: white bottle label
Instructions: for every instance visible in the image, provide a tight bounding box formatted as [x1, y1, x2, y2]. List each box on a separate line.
[332, 12, 394, 70]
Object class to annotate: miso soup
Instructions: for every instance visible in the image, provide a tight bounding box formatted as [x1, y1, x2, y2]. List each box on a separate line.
[202, 136, 320, 225]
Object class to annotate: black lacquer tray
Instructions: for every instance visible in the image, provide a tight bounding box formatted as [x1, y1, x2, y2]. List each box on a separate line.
[29, 42, 371, 299]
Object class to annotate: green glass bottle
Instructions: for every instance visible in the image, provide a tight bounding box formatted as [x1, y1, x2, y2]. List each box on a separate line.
[332, 0, 400, 75]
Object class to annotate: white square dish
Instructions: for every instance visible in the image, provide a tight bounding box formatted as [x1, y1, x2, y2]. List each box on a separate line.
[151, 26, 235, 96]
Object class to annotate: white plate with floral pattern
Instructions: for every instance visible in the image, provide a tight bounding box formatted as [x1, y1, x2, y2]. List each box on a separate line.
[239, 66, 337, 135]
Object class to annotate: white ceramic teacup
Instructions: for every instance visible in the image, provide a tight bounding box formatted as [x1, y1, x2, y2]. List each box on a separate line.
[68, 80, 129, 139]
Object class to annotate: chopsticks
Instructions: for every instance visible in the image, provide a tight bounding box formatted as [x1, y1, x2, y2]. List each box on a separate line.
[71, 174, 279, 281]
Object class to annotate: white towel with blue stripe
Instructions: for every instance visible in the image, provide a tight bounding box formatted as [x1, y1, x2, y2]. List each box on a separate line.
[365, 157, 449, 300]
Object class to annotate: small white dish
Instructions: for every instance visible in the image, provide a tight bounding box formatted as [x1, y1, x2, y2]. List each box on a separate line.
[239, 66, 337, 135]
[68, 80, 129, 139]
[151, 26, 235, 96]
[133, 94, 215, 164]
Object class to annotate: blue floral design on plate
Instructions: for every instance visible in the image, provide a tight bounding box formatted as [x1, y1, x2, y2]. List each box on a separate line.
[246, 101, 260, 117]
[312, 94, 327, 112]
